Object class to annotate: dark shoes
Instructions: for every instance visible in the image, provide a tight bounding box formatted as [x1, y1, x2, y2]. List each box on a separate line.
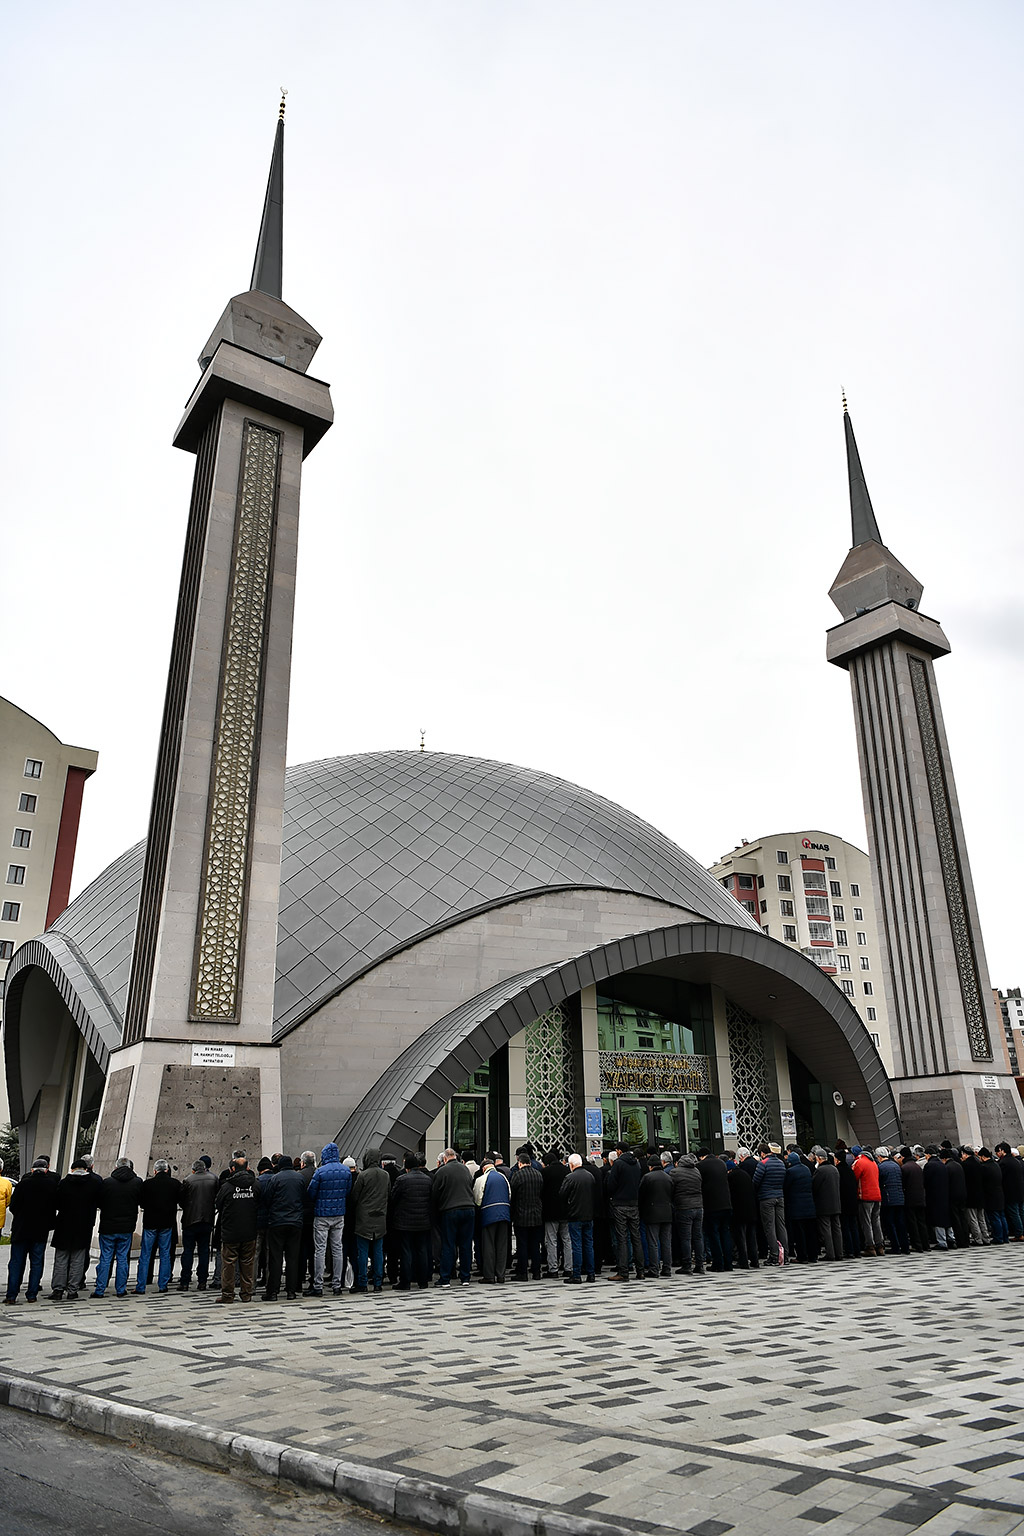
[563, 1276, 582, 1284]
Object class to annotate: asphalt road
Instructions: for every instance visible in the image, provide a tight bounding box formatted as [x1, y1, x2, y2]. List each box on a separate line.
[0, 1405, 420, 1536]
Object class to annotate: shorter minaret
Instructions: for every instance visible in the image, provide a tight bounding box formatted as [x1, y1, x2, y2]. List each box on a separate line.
[827, 402, 1024, 1146]
[92, 100, 333, 1174]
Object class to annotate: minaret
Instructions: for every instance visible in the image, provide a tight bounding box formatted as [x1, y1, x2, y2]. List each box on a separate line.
[92, 99, 333, 1173]
[827, 402, 1024, 1146]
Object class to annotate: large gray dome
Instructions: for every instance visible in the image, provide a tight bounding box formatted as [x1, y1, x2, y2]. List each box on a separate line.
[36, 749, 755, 1046]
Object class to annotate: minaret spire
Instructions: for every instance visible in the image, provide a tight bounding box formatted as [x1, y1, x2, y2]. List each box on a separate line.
[843, 394, 882, 548]
[250, 91, 287, 299]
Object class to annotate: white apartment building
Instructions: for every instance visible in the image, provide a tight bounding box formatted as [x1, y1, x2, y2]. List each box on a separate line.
[0, 697, 97, 1125]
[708, 831, 894, 1074]
[994, 988, 1023, 1079]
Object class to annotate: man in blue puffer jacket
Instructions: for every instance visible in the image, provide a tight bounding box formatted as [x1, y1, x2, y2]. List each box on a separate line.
[306, 1144, 352, 1297]
[877, 1147, 909, 1254]
[752, 1144, 789, 1265]
[474, 1156, 512, 1283]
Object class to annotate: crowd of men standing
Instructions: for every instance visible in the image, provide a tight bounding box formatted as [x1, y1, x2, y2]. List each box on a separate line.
[2, 1135, 1022, 1307]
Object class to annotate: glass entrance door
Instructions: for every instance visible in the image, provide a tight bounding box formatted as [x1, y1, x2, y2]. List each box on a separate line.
[616, 1101, 685, 1151]
[449, 1096, 487, 1159]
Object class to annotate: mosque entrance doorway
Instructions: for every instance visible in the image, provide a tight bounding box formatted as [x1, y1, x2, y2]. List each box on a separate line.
[617, 1100, 683, 1150]
[448, 1095, 487, 1159]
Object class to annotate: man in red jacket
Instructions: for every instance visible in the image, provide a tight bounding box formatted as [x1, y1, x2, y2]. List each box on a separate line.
[852, 1146, 884, 1256]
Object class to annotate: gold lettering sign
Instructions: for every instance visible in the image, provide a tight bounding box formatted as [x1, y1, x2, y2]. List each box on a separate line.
[598, 1051, 711, 1096]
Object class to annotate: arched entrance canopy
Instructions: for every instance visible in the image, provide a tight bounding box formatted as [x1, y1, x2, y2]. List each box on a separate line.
[336, 922, 900, 1158]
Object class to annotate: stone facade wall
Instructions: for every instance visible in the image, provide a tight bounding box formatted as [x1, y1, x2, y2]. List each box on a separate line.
[976, 1087, 1024, 1148]
[898, 1087, 956, 1145]
[92, 1065, 134, 1173]
[150, 1065, 261, 1175]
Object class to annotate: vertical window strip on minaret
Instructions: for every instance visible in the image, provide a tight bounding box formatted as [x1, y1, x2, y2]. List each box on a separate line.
[191, 420, 282, 1022]
[907, 656, 992, 1061]
[122, 408, 223, 1047]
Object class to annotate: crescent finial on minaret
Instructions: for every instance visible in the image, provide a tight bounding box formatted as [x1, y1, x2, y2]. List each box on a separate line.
[279, 88, 288, 121]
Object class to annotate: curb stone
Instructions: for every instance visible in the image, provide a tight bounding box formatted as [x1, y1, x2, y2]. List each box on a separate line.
[0, 1371, 626, 1536]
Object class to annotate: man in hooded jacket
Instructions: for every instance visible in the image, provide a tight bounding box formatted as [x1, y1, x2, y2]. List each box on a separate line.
[263, 1155, 306, 1300]
[350, 1148, 390, 1292]
[306, 1143, 351, 1297]
[178, 1158, 218, 1291]
[668, 1153, 705, 1275]
[216, 1155, 259, 1302]
[93, 1158, 144, 1298]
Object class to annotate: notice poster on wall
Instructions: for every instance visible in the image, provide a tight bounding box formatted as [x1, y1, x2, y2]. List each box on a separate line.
[509, 1106, 528, 1140]
[720, 1109, 737, 1136]
[585, 1106, 603, 1136]
[780, 1110, 797, 1139]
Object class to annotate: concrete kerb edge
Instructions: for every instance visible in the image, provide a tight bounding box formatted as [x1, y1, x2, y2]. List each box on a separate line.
[0, 1371, 625, 1536]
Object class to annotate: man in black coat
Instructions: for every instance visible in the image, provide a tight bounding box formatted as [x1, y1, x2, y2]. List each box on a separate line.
[93, 1158, 145, 1298]
[135, 1160, 183, 1294]
[978, 1149, 1008, 1244]
[263, 1155, 307, 1300]
[810, 1148, 843, 1261]
[638, 1157, 674, 1278]
[509, 1152, 544, 1281]
[897, 1148, 928, 1253]
[698, 1150, 734, 1272]
[559, 1154, 596, 1283]
[49, 1160, 101, 1300]
[541, 1152, 569, 1277]
[922, 1147, 953, 1250]
[216, 1156, 259, 1303]
[996, 1144, 1024, 1241]
[606, 1144, 644, 1282]
[389, 1153, 434, 1290]
[959, 1147, 991, 1246]
[940, 1148, 969, 1249]
[4, 1159, 60, 1304]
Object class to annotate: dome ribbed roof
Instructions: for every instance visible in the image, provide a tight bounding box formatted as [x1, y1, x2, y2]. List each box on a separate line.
[44, 749, 754, 1038]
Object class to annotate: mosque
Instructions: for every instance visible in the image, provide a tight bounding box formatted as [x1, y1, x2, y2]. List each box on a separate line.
[18, 98, 1012, 1176]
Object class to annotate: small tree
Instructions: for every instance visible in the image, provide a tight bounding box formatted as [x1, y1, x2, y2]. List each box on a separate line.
[0, 1123, 21, 1180]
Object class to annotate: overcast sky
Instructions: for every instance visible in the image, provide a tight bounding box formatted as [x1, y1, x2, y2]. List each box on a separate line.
[4, 2, 1022, 984]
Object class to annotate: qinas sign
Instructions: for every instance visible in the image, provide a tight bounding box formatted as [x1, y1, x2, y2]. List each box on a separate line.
[801, 839, 830, 852]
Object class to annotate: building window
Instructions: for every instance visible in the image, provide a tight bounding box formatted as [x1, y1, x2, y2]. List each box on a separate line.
[779, 899, 794, 917]
[762, 924, 770, 935]
[835, 928, 848, 947]
[808, 921, 832, 941]
[866, 1006, 877, 1022]
[6, 866, 25, 886]
[783, 924, 797, 942]
[24, 759, 43, 779]
[829, 880, 841, 898]
[833, 904, 845, 921]
[863, 981, 874, 996]
[869, 1031, 880, 1047]
[777, 874, 792, 892]
[825, 856, 837, 870]
[741, 899, 756, 915]
[738, 874, 754, 890]
[0, 940, 12, 960]
[12, 830, 31, 849]
[803, 871, 826, 890]
[850, 883, 860, 898]
[720, 876, 731, 889]
[841, 978, 855, 997]
[1, 902, 20, 922]
[853, 907, 863, 922]
[839, 953, 851, 971]
[860, 955, 870, 970]
[776, 850, 789, 864]
[806, 895, 830, 916]
[857, 931, 867, 946]
[636, 1034, 655, 1049]
[757, 874, 765, 888]
[18, 794, 37, 813]
[759, 900, 767, 914]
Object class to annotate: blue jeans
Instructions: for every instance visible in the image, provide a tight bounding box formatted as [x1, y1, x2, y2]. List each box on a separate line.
[94, 1233, 132, 1295]
[1005, 1201, 1023, 1240]
[136, 1227, 173, 1292]
[567, 1220, 594, 1279]
[354, 1235, 384, 1290]
[440, 1207, 475, 1282]
[6, 1239, 47, 1300]
[674, 1208, 704, 1269]
[988, 1209, 1009, 1244]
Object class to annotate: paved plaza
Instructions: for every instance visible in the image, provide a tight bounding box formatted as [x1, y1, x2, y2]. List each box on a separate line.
[2, 1245, 1024, 1535]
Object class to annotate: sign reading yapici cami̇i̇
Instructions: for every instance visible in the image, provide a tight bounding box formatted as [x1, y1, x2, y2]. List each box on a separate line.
[91, 99, 333, 1176]
[599, 1051, 712, 1097]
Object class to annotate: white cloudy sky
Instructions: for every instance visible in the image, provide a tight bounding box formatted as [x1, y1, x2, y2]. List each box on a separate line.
[4, 2, 1022, 981]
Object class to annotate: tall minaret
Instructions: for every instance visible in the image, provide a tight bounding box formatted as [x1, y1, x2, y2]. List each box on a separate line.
[93, 99, 333, 1173]
[827, 401, 1024, 1147]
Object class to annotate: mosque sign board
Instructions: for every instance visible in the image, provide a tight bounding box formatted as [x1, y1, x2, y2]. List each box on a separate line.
[599, 1050, 711, 1096]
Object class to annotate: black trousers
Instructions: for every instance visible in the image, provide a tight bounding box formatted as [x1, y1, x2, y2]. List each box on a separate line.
[399, 1230, 432, 1288]
[612, 1205, 643, 1277]
[481, 1222, 510, 1282]
[513, 1224, 543, 1277]
[266, 1224, 302, 1297]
